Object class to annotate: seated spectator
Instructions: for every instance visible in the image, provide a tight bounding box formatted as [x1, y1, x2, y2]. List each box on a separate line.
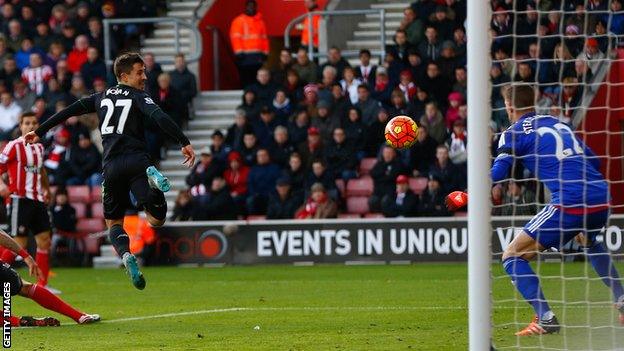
[399, 7, 424, 46]
[421, 62, 451, 108]
[288, 109, 310, 146]
[13, 80, 36, 112]
[497, 181, 538, 216]
[418, 26, 441, 62]
[238, 132, 260, 166]
[326, 128, 358, 182]
[452, 67, 467, 99]
[328, 83, 350, 123]
[22, 53, 53, 97]
[387, 29, 413, 64]
[55, 59, 73, 91]
[50, 188, 77, 232]
[66, 133, 103, 187]
[409, 125, 438, 177]
[369, 146, 407, 212]
[170, 190, 193, 221]
[340, 66, 362, 105]
[270, 126, 294, 168]
[79, 47, 106, 89]
[15, 38, 44, 71]
[438, 41, 460, 80]
[6, 19, 25, 53]
[382, 175, 419, 217]
[238, 89, 261, 122]
[371, 68, 393, 107]
[44, 128, 71, 185]
[305, 159, 338, 200]
[192, 177, 237, 221]
[355, 84, 382, 127]
[397, 70, 417, 102]
[226, 108, 253, 151]
[429, 144, 464, 193]
[59, 21, 78, 54]
[223, 151, 249, 216]
[514, 62, 535, 83]
[64, 115, 90, 147]
[272, 89, 293, 125]
[297, 126, 325, 169]
[143, 52, 162, 96]
[210, 130, 231, 165]
[284, 69, 304, 104]
[412, 86, 429, 119]
[246, 148, 281, 214]
[153, 72, 183, 127]
[559, 76, 583, 124]
[0, 92, 21, 138]
[419, 101, 446, 144]
[343, 107, 367, 158]
[366, 109, 390, 157]
[49, 4, 68, 35]
[302, 83, 320, 119]
[249, 68, 279, 107]
[185, 147, 224, 188]
[354, 49, 377, 85]
[68, 75, 89, 102]
[311, 100, 339, 145]
[284, 152, 306, 191]
[430, 6, 454, 41]
[388, 89, 416, 118]
[447, 119, 467, 173]
[169, 53, 197, 123]
[0, 57, 21, 91]
[318, 46, 351, 81]
[271, 49, 292, 86]
[295, 182, 338, 219]
[292, 46, 317, 85]
[418, 174, 450, 216]
[67, 35, 89, 73]
[445, 92, 464, 129]
[253, 106, 280, 148]
[267, 176, 303, 219]
[405, 49, 425, 85]
[578, 38, 605, 75]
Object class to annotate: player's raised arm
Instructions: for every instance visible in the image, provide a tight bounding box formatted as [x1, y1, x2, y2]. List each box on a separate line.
[25, 95, 97, 144]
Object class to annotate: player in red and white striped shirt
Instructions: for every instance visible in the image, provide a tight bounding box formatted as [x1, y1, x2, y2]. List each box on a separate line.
[0, 112, 55, 291]
[21, 53, 53, 96]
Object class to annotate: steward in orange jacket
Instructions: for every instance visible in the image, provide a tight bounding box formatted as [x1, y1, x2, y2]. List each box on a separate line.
[301, 0, 321, 48]
[230, 0, 269, 87]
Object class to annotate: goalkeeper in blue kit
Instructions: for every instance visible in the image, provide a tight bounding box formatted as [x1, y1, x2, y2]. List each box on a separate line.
[447, 84, 624, 336]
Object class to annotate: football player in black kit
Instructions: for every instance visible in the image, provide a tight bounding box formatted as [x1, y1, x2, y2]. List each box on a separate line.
[25, 53, 196, 290]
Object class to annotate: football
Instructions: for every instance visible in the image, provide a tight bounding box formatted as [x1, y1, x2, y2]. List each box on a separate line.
[384, 115, 418, 149]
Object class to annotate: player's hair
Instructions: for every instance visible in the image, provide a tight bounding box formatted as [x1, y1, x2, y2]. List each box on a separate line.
[19, 111, 37, 124]
[502, 84, 535, 111]
[113, 52, 144, 79]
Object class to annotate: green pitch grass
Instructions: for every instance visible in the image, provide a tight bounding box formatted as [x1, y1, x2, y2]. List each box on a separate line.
[8, 263, 624, 350]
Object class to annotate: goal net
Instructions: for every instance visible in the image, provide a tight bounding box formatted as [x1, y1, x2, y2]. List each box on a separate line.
[477, 1, 624, 350]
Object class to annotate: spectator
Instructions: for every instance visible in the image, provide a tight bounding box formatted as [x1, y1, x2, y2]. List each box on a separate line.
[305, 159, 338, 200]
[50, 188, 77, 232]
[326, 127, 358, 182]
[559, 76, 583, 123]
[238, 89, 261, 122]
[292, 47, 317, 85]
[226, 108, 253, 151]
[6, 20, 25, 53]
[452, 67, 467, 100]
[249, 68, 279, 108]
[143, 52, 162, 96]
[67, 35, 89, 73]
[419, 101, 446, 144]
[20, 7, 37, 39]
[0, 3, 15, 35]
[0, 57, 20, 92]
[68, 75, 88, 102]
[223, 151, 249, 215]
[429, 144, 463, 193]
[388, 89, 416, 118]
[409, 125, 438, 177]
[318, 46, 350, 81]
[74, 2, 91, 33]
[405, 50, 425, 86]
[418, 174, 449, 216]
[43, 128, 71, 185]
[246, 148, 281, 214]
[87, 17, 105, 55]
[438, 41, 460, 80]
[369, 146, 406, 212]
[447, 119, 467, 169]
[388, 29, 413, 64]
[355, 84, 382, 126]
[397, 70, 417, 102]
[229, 0, 269, 88]
[343, 107, 367, 157]
[272, 49, 292, 86]
[301, 83, 319, 119]
[317, 66, 337, 103]
[301, 0, 321, 52]
[12, 80, 36, 112]
[153, 72, 183, 127]
[382, 175, 419, 217]
[605, 0, 624, 35]
[593, 19, 615, 55]
[0, 92, 21, 138]
[170, 190, 193, 221]
[311, 100, 339, 145]
[295, 183, 338, 219]
[445, 91, 464, 129]
[21, 53, 53, 96]
[45, 42, 66, 76]
[284, 69, 304, 105]
[453, 27, 467, 60]
[578, 38, 605, 74]
[15, 38, 44, 71]
[49, 4, 68, 34]
[266, 176, 303, 219]
[297, 126, 325, 169]
[185, 147, 224, 188]
[288, 110, 310, 146]
[253, 106, 280, 148]
[412, 86, 429, 119]
[430, 6, 455, 41]
[271, 126, 294, 168]
[420, 62, 451, 108]
[340, 66, 362, 105]
[497, 181, 538, 216]
[354, 49, 377, 85]
[514, 62, 535, 83]
[169, 53, 197, 124]
[399, 7, 424, 46]
[366, 109, 390, 157]
[238, 132, 259, 166]
[193, 177, 237, 221]
[79, 47, 106, 89]
[66, 133, 102, 186]
[59, 21, 78, 54]
[371, 68, 393, 107]
[418, 26, 441, 62]
[284, 152, 306, 191]
[0, 38, 10, 69]
[272, 89, 293, 125]
[210, 130, 231, 165]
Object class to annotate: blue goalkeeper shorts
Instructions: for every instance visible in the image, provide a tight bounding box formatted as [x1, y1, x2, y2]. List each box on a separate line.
[523, 204, 610, 249]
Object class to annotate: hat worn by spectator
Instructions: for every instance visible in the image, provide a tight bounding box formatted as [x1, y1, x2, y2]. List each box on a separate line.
[565, 24, 580, 35]
[399, 70, 413, 79]
[260, 105, 272, 114]
[442, 40, 456, 50]
[56, 128, 70, 140]
[276, 176, 291, 187]
[586, 38, 598, 48]
[211, 130, 224, 138]
[448, 91, 464, 103]
[304, 84, 318, 95]
[200, 146, 212, 156]
[227, 151, 242, 162]
[377, 67, 387, 76]
[396, 175, 409, 185]
[317, 99, 331, 109]
[307, 126, 320, 136]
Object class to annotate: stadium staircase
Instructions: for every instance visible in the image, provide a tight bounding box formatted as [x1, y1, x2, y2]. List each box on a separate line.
[346, 1, 409, 55]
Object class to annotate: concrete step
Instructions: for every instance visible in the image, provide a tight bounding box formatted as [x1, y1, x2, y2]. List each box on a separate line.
[144, 37, 191, 46]
[358, 21, 401, 29]
[185, 130, 215, 138]
[195, 99, 240, 109]
[154, 28, 192, 37]
[142, 46, 191, 55]
[347, 57, 381, 67]
[169, 1, 200, 10]
[163, 170, 191, 177]
[370, 3, 411, 10]
[365, 12, 403, 19]
[353, 30, 396, 38]
[195, 109, 236, 118]
[346, 39, 394, 48]
[188, 118, 233, 129]
[167, 10, 195, 18]
[199, 90, 244, 98]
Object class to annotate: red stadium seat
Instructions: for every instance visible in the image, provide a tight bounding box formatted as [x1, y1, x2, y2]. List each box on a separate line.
[364, 213, 384, 218]
[346, 176, 373, 197]
[72, 203, 87, 219]
[409, 177, 428, 195]
[91, 202, 104, 219]
[67, 186, 90, 203]
[76, 218, 105, 234]
[338, 213, 361, 219]
[346, 196, 370, 214]
[335, 179, 345, 198]
[359, 158, 377, 175]
[90, 186, 102, 203]
[247, 215, 266, 221]
[454, 211, 467, 217]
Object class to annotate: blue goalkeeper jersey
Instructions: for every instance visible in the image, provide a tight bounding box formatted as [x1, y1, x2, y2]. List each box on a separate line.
[491, 112, 610, 208]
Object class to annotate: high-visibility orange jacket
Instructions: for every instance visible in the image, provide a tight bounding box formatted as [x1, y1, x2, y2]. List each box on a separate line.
[301, 12, 320, 48]
[230, 12, 269, 55]
[124, 214, 156, 254]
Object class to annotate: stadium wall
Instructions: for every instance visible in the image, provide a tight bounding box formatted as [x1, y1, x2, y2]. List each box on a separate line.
[153, 216, 624, 265]
[578, 48, 624, 213]
[198, 0, 329, 90]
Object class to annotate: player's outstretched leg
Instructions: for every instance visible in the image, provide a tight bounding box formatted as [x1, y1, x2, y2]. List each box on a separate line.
[146, 166, 170, 193]
[20, 282, 100, 324]
[2, 315, 60, 327]
[109, 223, 146, 290]
[584, 242, 624, 323]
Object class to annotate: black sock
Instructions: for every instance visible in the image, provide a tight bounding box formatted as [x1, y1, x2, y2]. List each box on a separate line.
[109, 224, 130, 258]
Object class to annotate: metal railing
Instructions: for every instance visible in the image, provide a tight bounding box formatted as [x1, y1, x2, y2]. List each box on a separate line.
[103, 17, 203, 68]
[205, 25, 224, 90]
[284, 9, 387, 60]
